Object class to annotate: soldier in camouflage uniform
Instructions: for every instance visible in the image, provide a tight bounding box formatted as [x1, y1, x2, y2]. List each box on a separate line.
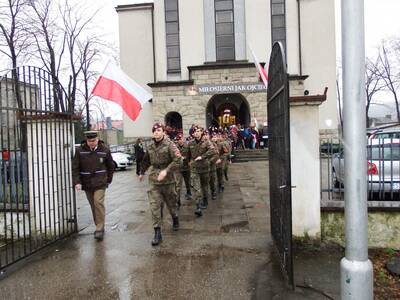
[223, 133, 232, 181]
[216, 133, 229, 192]
[188, 126, 218, 217]
[139, 123, 182, 246]
[174, 133, 191, 207]
[209, 133, 222, 200]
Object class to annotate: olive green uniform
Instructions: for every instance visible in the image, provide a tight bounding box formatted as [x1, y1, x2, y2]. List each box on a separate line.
[175, 142, 191, 204]
[216, 140, 230, 190]
[140, 137, 182, 228]
[72, 141, 115, 232]
[188, 136, 218, 208]
[209, 141, 219, 197]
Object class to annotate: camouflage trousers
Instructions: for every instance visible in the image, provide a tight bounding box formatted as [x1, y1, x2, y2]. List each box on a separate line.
[175, 170, 191, 203]
[191, 172, 209, 205]
[216, 167, 224, 187]
[148, 183, 177, 228]
[209, 168, 216, 194]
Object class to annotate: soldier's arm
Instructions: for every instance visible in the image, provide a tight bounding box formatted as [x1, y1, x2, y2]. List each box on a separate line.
[72, 150, 81, 186]
[165, 142, 182, 173]
[105, 149, 115, 184]
[202, 140, 218, 161]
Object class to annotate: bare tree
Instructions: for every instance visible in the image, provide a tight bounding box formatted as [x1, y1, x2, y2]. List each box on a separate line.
[0, 0, 30, 108]
[365, 57, 385, 127]
[376, 40, 400, 122]
[27, 0, 66, 111]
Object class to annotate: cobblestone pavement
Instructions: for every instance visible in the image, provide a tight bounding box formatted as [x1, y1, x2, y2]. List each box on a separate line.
[0, 162, 340, 300]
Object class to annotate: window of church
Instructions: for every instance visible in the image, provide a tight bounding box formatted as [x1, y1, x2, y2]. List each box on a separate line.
[165, 0, 181, 73]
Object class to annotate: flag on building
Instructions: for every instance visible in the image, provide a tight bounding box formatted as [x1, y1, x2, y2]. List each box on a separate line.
[249, 46, 268, 88]
[91, 61, 152, 121]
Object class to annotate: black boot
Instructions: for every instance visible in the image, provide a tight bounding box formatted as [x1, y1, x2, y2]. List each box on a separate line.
[151, 227, 162, 246]
[194, 204, 203, 217]
[185, 191, 192, 200]
[211, 192, 217, 200]
[218, 185, 224, 193]
[172, 216, 179, 231]
[200, 197, 208, 209]
[224, 170, 229, 181]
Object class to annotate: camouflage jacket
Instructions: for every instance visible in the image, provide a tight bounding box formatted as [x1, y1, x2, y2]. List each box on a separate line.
[216, 140, 230, 168]
[209, 141, 220, 171]
[188, 136, 218, 174]
[140, 137, 182, 185]
[72, 141, 115, 191]
[176, 142, 190, 172]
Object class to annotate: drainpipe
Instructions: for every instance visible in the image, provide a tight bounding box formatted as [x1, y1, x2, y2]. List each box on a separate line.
[297, 0, 302, 76]
[340, 0, 373, 299]
[151, 5, 156, 82]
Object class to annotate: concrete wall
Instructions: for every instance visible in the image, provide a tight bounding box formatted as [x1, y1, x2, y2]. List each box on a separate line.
[118, 5, 155, 138]
[322, 211, 400, 249]
[290, 103, 321, 238]
[299, 0, 337, 130]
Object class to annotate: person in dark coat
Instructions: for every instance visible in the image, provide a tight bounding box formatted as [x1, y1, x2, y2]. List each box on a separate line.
[134, 138, 145, 176]
[72, 131, 115, 241]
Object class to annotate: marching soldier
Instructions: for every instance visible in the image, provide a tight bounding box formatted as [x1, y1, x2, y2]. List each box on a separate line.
[72, 131, 115, 241]
[188, 126, 218, 217]
[223, 133, 232, 181]
[139, 123, 182, 246]
[174, 133, 191, 207]
[216, 133, 229, 192]
[209, 133, 221, 200]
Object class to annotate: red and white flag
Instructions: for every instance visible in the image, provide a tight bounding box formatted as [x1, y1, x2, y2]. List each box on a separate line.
[249, 46, 268, 88]
[91, 61, 152, 121]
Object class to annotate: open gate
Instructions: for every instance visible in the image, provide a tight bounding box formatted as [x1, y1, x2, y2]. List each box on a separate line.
[267, 42, 294, 288]
[0, 67, 77, 271]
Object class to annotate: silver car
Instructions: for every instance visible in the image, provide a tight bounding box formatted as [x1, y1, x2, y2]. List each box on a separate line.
[332, 139, 400, 194]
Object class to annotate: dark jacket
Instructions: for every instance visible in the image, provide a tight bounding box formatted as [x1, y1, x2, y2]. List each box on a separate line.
[72, 141, 115, 191]
[140, 137, 182, 185]
[134, 143, 145, 161]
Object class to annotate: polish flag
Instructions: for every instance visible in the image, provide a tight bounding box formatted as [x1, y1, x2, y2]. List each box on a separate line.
[249, 46, 268, 88]
[91, 61, 152, 121]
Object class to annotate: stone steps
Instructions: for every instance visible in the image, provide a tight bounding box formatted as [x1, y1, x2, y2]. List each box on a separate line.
[233, 149, 269, 163]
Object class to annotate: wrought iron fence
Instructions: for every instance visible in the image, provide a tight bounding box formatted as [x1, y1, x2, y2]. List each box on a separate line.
[0, 66, 77, 270]
[320, 138, 400, 202]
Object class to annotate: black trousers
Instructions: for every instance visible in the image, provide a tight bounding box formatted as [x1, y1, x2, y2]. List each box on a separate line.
[136, 159, 142, 175]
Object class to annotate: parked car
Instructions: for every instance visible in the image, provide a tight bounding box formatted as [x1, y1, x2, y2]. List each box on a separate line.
[332, 139, 400, 194]
[111, 152, 133, 170]
[369, 128, 400, 139]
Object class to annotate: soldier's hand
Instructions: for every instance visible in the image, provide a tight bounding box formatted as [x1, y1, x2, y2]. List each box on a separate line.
[195, 156, 202, 161]
[157, 169, 167, 181]
[75, 184, 82, 191]
[139, 175, 144, 181]
[216, 159, 222, 164]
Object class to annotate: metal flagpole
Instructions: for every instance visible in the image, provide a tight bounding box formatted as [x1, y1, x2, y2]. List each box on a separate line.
[340, 0, 373, 299]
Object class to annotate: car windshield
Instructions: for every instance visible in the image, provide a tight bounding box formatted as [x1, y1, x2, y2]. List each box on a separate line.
[367, 144, 400, 160]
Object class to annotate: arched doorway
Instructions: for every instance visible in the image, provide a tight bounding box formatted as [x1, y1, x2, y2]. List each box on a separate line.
[165, 111, 182, 129]
[206, 94, 250, 128]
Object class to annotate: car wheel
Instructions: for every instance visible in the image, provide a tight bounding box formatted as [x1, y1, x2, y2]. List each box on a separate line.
[332, 168, 340, 188]
[120, 167, 126, 171]
[113, 161, 118, 169]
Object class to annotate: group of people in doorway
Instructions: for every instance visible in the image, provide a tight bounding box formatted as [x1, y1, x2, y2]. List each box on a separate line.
[72, 123, 232, 246]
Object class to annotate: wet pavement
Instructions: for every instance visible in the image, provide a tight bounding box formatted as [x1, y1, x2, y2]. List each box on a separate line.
[0, 162, 341, 299]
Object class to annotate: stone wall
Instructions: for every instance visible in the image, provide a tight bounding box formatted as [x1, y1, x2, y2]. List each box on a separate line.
[151, 66, 267, 134]
[322, 211, 400, 249]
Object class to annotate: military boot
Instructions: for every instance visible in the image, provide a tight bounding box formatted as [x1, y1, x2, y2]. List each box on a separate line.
[218, 185, 224, 193]
[151, 227, 162, 246]
[172, 216, 179, 231]
[211, 191, 217, 200]
[224, 169, 229, 181]
[185, 190, 192, 200]
[194, 204, 203, 217]
[199, 197, 208, 209]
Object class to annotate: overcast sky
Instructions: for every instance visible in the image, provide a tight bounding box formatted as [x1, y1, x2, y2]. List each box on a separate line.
[92, 0, 400, 119]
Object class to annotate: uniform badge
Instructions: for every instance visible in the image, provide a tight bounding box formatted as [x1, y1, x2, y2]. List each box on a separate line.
[99, 157, 104, 163]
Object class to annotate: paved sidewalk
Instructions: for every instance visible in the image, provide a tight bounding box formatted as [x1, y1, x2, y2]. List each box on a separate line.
[0, 162, 341, 299]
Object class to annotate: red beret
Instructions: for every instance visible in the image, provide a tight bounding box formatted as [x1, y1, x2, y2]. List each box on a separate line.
[152, 122, 165, 132]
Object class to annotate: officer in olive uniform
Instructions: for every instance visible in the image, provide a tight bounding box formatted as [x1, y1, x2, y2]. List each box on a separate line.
[188, 126, 218, 217]
[139, 123, 182, 246]
[72, 131, 115, 241]
[174, 134, 191, 206]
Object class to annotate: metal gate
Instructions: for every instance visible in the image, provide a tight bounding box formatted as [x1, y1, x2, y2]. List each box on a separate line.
[0, 66, 77, 270]
[267, 42, 294, 288]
